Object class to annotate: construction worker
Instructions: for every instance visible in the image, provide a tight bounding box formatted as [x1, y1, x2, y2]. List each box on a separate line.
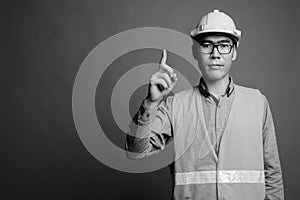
[126, 9, 284, 200]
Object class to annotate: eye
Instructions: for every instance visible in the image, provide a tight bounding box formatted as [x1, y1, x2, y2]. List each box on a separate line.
[219, 44, 231, 48]
[201, 43, 212, 48]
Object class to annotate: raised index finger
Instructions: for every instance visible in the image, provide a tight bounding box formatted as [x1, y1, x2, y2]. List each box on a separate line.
[160, 49, 167, 65]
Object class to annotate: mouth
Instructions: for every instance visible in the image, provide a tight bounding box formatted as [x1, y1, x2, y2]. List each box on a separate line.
[208, 64, 223, 69]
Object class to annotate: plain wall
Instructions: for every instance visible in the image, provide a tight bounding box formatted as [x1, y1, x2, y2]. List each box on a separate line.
[3, 0, 299, 199]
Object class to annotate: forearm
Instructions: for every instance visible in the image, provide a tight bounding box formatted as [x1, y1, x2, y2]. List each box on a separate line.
[126, 97, 173, 159]
[126, 99, 158, 156]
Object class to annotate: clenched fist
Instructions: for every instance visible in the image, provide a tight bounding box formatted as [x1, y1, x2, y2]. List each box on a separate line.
[147, 49, 178, 104]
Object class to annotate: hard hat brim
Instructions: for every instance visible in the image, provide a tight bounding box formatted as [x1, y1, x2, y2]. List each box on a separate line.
[191, 28, 241, 42]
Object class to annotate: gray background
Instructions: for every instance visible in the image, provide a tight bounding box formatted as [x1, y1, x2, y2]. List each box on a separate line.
[3, 0, 299, 199]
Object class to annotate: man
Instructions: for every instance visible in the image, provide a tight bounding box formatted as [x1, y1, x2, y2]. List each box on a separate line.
[126, 9, 284, 200]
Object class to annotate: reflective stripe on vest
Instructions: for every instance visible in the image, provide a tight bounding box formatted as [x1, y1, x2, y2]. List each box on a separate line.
[175, 170, 265, 185]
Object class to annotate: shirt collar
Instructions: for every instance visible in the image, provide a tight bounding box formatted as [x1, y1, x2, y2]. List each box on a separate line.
[198, 76, 234, 98]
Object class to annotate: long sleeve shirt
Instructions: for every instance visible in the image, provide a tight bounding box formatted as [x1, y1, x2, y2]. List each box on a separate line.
[126, 77, 284, 199]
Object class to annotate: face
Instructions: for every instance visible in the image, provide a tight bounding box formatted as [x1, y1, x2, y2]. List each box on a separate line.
[196, 35, 237, 83]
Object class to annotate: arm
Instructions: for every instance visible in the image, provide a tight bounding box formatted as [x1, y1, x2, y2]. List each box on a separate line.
[262, 95, 284, 200]
[126, 96, 174, 159]
[126, 49, 177, 159]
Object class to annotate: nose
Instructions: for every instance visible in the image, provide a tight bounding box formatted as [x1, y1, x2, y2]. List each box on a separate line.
[210, 46, 221, 59]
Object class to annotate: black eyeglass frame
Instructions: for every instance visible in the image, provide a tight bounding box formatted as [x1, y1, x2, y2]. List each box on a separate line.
[199, 43, 235, 55]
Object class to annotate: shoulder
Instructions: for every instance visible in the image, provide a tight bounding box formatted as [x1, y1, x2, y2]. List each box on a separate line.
[235, 84, 269, 110]
[235, 84, 268, 101]
[235, 84, 266, 101]
[174, 86, 198, 99]
[172, 86, 199, 108]
[235, 84, 262, 95]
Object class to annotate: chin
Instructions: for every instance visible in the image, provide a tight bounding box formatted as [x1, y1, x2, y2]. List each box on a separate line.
[204, 72, 226, 81]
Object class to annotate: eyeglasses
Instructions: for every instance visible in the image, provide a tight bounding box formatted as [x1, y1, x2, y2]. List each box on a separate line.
[199, 43, 234, 54]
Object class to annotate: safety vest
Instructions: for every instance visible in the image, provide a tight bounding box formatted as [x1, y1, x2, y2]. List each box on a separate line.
[170, 85, 265, 200]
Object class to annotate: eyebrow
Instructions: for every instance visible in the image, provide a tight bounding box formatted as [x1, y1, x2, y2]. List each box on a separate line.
[201, 39, 232, 44]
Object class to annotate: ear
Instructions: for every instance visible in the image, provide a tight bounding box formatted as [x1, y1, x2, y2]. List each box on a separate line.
[232, 47, 237, 61]
[191, 40, 200, 60]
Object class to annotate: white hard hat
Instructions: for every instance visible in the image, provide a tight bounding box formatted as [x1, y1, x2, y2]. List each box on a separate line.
[191, 9, 241, 44]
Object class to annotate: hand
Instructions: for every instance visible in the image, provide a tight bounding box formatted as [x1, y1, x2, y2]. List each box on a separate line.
[147, 49, 178, 103]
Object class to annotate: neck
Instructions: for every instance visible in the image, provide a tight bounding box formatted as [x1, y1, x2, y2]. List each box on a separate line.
[204, 76, 229, 98]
